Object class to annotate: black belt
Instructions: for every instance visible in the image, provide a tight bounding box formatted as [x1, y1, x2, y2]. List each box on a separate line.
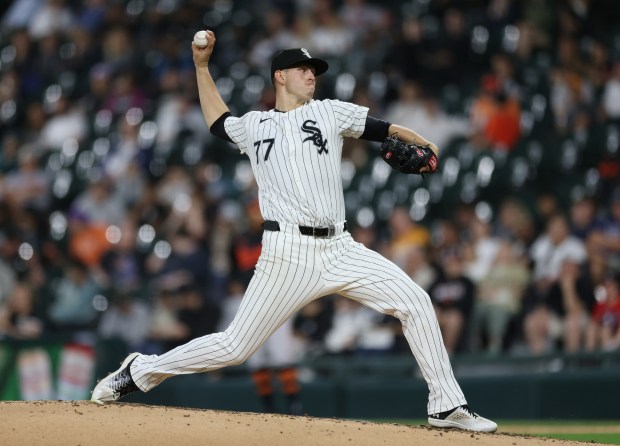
[263, 220, 348, 238]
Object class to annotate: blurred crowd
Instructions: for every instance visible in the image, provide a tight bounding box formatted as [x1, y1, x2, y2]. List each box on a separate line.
[0, 0, 620, 360]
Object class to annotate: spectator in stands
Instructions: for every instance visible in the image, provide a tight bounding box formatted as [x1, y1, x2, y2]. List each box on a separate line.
[47, 260, 101, 332]
[469, 75, 521, 150]
[483, 90, 521, 150]
[602, 60, 620, 122]
[586, 273, 620, 352]
[553, 255, 599, 352]
[103, 116, 146, 184]
[339, 1, 390, 78]
[349, 222, 381, 253]
[550, 66, 594, 135]
[0, 234, 17, 305]
[85, 63, 113, 115]
[248, 8, 297, 71]
[570, 195, 598, 241]
[484, 0, 520, 35]
[584, 39, 611, 93]
[533, 191, 560, 236]
[0, 69, 19, 118]
[384, 81, 469, 149]
[66, 207, 110, 269]
[0, 133, 20, 174]
[39, 94, 88, 152]
[471, 239, 530, 354]
[71, 176, 125, 226]
[387, 206, 430, 269]
[430, 219, 462, 265]
[3, 150, 49, 213]
[100, 27, 138, 78]
[463, 217, 501, 284]
[588, 188, 620, 273]
[324, 297, 395, 356]
[28, 0, 75, 40]
[309, 0, 355, 58]
[293, 297, 335, 358]
[98, 288, 150, 350]
[102, 71, 146, 117]
[176, 285, 221, 346]
[432, 8, 473, 87]
[147, 226, 211, 288]
[230, 198, 264, 287]
[21, 102, 47, 146]
[339, 0, 387, 36]
[145, 281, 189, 354]
[489, 53, 521, 101]
[515, 0, 553, 60]
[153, 68, 210, 159]
[65, 26, 103, 98]
[428, 248, 475, 354]
[383, 80, 423, 127]
[403, 245, 438, 292]
[523, 213, 588, 353]
[32, 31, 65, 87]
[529, 213, 588, 292]
[0, 282, 44, 339]
[383, 15, 429, 83]
[98, 216, 143, 291]
[494, 198, 535, 247]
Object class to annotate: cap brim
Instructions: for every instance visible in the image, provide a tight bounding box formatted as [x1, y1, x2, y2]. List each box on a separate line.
[273, 58, 329, 77]
[307, 58, 328, 76]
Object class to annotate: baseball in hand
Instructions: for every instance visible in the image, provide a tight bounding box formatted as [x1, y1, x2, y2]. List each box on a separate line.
[193, 30, 209, 48]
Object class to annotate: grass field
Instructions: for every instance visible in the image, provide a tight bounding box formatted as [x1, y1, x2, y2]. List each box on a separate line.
[537, 433, 620, 445]
[374, 419, 620, 445]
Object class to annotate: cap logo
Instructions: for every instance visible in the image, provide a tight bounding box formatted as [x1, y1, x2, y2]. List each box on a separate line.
[301, 48, 311, 58]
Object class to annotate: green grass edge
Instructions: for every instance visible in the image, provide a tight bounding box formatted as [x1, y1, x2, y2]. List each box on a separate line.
[368, 419, 620, 445]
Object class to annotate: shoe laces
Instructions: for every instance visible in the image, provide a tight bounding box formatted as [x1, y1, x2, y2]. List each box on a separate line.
[110, 367, 138, 398]
[459, 405, 478, 418]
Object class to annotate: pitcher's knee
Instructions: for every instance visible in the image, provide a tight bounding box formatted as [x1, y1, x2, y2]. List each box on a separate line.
[218, 333, 253, 366]
[226, 351, 250, 366]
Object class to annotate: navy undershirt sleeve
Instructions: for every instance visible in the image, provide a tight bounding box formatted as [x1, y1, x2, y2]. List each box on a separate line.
[209, 111, 233, 143]
[359, 116, 391, 142]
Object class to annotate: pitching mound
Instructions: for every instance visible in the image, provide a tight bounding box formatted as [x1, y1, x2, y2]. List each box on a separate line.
[0, 401, 603, 446]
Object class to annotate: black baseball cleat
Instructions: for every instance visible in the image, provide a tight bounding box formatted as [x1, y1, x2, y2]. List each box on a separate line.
[91, 353, 140, 404]
[428, 405, 497, 433]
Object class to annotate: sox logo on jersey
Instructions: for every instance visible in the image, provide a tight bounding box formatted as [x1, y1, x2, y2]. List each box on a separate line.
[301, 120, 328, 154]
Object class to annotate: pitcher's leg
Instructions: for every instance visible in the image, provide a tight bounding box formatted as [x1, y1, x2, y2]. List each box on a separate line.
[328, 239, 466, 414]
[131, 237, 324, 392]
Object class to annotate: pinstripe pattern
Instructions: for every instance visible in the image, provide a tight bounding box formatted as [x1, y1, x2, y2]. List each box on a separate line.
[223, 99, 367, 227]
[131, 234, 466, 414]
[129, 98, 467, 415]
[323, 236, 466, 414]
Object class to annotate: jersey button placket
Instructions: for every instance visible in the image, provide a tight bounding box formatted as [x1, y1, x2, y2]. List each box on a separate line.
[285, 117, 312, 219]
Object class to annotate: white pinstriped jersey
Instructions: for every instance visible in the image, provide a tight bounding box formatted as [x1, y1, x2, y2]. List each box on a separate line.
[224, 99, 368, 227]
[129, 102, 470, 416]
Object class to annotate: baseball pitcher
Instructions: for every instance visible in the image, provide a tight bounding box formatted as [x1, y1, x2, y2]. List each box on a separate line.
[92, 30, 496, 433]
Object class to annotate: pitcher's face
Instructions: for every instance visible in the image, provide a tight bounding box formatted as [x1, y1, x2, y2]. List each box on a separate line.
[281, 64, 316, 101]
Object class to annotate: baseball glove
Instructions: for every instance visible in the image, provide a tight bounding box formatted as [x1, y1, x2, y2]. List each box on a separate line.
[380, 135, 438, 175]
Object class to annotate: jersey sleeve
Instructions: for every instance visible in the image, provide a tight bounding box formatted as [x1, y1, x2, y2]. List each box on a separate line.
[223, 115, 252, 154]
[328, 99, 369, 139]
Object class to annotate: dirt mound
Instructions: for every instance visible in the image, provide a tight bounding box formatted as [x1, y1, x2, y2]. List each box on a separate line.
[0, 401, 600, 446]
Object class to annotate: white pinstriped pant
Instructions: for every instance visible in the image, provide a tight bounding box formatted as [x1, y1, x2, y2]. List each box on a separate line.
[131, 225, 467, 414]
